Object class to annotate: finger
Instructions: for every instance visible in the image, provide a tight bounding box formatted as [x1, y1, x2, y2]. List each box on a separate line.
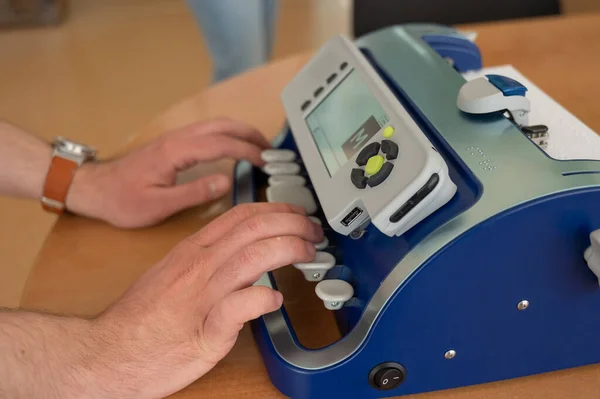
[206, 212, 324, 267]
[201, 118, 271, 149]
[153, 174, 232, 218]
[188, 202, 307, 247]
[162, 134, 266, 171]
[204, 236, 315, 301]
[200, 135, 265, 166]
[177, 118, 271, 150]
[202, 286, 283, 348]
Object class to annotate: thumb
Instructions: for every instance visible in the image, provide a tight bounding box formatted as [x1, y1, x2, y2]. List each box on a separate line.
[160, 174, 231, 214]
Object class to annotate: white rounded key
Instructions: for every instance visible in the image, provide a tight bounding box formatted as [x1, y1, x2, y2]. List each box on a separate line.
[293, 251, 335, 282]
[262, 162, 301, 176]
[261, 149, 296, 163]
[315, 236, 329, 250]
[268, 175, 306, 186]
[266, 185, 317, 215]
[308, 216, 321, 226]
[315, 279, 354, 310]
[585, 229, 600, 285]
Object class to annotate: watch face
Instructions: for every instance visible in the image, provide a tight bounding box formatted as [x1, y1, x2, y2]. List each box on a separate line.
[55, 137, 96, 158]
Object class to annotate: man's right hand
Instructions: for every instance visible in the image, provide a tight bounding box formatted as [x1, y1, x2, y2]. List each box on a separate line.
[82, 202, 323, 399]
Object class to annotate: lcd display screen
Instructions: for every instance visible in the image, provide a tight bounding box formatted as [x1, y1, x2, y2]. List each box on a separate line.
[305, 69, 389, 176]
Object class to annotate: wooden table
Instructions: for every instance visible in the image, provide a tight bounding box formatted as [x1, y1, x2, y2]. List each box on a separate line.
[20, 12, 600, 399]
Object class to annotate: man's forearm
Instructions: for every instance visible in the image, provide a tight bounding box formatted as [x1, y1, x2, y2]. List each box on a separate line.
[0, 310, 98, 398]
[0, 121, 51, 199]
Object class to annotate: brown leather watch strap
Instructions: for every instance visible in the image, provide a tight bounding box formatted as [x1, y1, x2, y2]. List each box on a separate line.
[41, 156, 79, 214]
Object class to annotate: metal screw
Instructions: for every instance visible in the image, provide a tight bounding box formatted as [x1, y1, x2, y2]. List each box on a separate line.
[350, 229, 365, 240]
[517, 300, 529, 310]
[331, 301, 339, 307]
[445, 350, 456, 359]
[312, 272, 321, 279]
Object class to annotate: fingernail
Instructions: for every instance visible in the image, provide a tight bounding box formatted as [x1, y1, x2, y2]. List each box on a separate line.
[209, 175, 230, 197]
[274, 291, 284, 307]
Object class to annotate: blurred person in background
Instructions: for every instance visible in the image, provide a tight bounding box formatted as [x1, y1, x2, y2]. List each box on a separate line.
[186, 0, 279, 83]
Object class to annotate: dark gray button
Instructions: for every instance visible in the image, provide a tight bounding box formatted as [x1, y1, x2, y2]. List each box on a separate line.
[356, 142, 381, 166]
[389, 173, 439, 223]
[351, 168, 367, 189]
[389, 200, 416, 223]
[367, 162, 394, 187]
[369, 362, 406, 391]
[373, 367, 404, 390]
[301, 100, 311, 111]
[416, 173, 439, 199]
[381, 140, 399, 160]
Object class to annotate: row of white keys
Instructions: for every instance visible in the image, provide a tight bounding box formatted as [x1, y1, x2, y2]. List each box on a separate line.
[263, 150, 317, 215]
[300, 211, 354, 308]
[263, 150, 353, 309]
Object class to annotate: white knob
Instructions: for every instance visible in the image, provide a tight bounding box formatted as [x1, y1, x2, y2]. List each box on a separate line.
[293, 251, 335, 281]
[307, 217, 328, 249]
[308, 216, 321, 226]
[268, 175, 306, 186]
[262, 162, 301, 176]
[585, 229, 600, 285]
[315, 236, 329, 250]
[315, 279, 354, 310]
[261, 149, 296, 163]
[266, 185, 317, 215]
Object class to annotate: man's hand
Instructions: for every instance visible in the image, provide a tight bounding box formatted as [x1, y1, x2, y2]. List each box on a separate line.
[89, 203, 322, 398]
[0, 203, 323, 399]
[66, 118, 271, 228]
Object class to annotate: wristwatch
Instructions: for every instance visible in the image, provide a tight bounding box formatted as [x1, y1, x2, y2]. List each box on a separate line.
[41, 137, 97, 214]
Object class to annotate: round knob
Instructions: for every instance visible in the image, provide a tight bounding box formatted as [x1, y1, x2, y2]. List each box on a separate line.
[315, 279, 353, 310]
[261, 149, 296, 163]
[293, 251, 335, 282]
[585, 229, 600, 285]
[268, 174, 306, 187]
[314, 236, 329, 250]
[308, 216, 322, 225]
[262, 162, 301, 176]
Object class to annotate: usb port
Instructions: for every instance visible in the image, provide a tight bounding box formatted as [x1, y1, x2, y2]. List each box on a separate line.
[341, 207, 363, 227]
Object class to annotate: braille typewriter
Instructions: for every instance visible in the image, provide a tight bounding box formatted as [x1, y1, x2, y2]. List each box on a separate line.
[232, 24, 600, 399]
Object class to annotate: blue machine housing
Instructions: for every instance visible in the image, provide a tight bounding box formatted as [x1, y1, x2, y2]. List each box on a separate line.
[232, 24, 600, 399]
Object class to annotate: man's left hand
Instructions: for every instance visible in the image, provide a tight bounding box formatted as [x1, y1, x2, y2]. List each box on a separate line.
[66, 118, 270, 228]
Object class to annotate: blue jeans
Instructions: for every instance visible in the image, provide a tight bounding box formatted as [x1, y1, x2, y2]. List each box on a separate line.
[186, 0, 279, 83]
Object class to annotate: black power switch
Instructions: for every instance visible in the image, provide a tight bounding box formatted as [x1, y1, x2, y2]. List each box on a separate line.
[369, 362, 406, 390]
